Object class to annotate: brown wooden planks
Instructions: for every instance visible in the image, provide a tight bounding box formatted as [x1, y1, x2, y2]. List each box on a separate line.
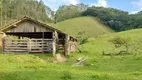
[2, 38, 53, 54]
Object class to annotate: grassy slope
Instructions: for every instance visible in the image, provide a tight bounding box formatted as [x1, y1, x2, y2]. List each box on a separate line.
[56, 17, 113, 37]
[81, 29, 142, 56]
[0, 29, 142, 80]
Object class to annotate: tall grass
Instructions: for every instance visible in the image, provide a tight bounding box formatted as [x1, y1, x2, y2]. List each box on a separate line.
[0, 29, 142, 80]
[56, 17, 113, 37]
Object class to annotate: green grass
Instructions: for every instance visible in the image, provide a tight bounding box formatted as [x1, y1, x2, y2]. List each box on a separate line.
[0, 29, 142, 80]
[56, 16, 113, 37]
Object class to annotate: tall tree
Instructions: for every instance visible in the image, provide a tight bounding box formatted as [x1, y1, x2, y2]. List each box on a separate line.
[56, 4, 88, 22]
[0, 0, 52, 27]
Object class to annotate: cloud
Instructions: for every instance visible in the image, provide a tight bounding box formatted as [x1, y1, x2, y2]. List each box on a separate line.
[131, 0, 142, 7]
[130, 11, 139, 14]
[90, 0, 108, 7]
[68, 0, 79, 5]
[43, 0, 80, 11]
[131, 0, 142, 14]
[130, 7, 142, 14]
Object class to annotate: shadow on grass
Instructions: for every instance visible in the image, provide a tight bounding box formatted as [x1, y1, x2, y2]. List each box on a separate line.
[0, 70, 61, 80]
[0, 70, 118, 80]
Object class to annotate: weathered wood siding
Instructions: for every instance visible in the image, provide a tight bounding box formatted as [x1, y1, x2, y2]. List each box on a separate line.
[6, 20, 53, 32]
[65, 35, 77, 55]
[1, 17, 78, 55]
[2, 38, 53, 54]
[68, 40, 77, 53]
[65, 35, 70, 55]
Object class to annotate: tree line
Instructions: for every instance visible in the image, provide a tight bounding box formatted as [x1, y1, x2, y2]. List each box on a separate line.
[0, 0, 141, 32]
[0, 0, 52, 27]
[56, 5, 142, 31]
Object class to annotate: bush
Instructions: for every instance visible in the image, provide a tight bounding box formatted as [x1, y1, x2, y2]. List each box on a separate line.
[76, 31, 89, 45]
[109, 36, 132, 54]
[61, 71, 72, 80]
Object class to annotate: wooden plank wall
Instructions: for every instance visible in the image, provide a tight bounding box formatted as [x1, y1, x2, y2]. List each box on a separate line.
[68, 40, 77, 53]
[2, 38, 53, 54]
[6, 21, 53, 32]
[29, 39, 53, 53]
[65, 36, 77, 55]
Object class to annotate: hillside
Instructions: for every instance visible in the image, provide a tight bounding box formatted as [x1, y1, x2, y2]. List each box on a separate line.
[81, 29, 142, 56]
[56, 17, 113, 37]
[0, 29, 142, 80]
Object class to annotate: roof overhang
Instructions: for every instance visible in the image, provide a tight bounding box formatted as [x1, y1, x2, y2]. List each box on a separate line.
[0, 16, 77, 40]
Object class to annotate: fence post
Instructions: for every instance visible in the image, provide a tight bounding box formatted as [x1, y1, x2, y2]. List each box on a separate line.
[28, 39, 31, 53]
[65, 35, 70, 56]
[42, 39, 44, 54]
[2, 37, 6, 54]
[52, 31, 57, 57]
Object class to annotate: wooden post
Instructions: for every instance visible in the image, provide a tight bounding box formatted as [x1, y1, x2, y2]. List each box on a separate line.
[65, 35, 70, 56]
[52, 31, 57, 57]
[42, 32, 44, 54]
[2, 37, 5, 54]
[28, 39, 31, 53]
[27, 39, 29, 53]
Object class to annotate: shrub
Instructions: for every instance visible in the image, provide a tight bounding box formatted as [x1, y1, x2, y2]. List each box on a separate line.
[61, 71, 72, 80]
[91, 75, 100, 79]
[109, 36, 132, 54]
[76, 31, 89, 45]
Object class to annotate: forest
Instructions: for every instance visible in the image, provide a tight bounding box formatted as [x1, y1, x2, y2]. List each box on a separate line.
[0, 0, 142, 32]
[56, 4, 142, 31]
[0, 0, 53, 27]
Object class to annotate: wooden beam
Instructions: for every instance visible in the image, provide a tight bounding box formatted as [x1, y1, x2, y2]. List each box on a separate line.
[6, 32, 53, 39]
[28, 39, 31, 53]
[65, 35, 70, 56]
[52, 31, 57, 57]
[42, 32, 44, 54]
[2, 37, 6, 54]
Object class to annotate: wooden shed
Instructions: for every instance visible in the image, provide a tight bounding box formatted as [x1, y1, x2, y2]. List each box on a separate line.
[0, 16, 77, 56]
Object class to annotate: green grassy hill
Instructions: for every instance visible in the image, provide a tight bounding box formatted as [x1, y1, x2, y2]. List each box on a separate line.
[56, 17, 113, 37]
[0, 29, 142, 80]
[81, 29, 142, 56]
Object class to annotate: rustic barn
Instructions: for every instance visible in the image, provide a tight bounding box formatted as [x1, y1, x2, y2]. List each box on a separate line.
[0, 16, 77, 56]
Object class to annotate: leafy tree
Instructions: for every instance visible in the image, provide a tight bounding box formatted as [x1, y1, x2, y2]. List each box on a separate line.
[56, 4, 88, 22]
[0, 0, 142, 32]
[82, 6, 129, 31]
[109, 36, 132, 54]
[76, 31, 88, 45]
[0, 0, 52, 27]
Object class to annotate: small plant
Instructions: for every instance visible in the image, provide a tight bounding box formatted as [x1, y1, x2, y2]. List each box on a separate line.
[56, 47, 59, 53]
[109, 36, 132, 53]
[61, 71, 72, 80]
[110, 36, 132, 55]
[76, 31, 89, 45]
[91, 75, 100, 79]
[103, 36, 133, 56]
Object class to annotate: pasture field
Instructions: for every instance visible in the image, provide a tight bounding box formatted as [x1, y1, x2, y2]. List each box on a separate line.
[0, 29, 142, 80]
[56, 17, 113, 37]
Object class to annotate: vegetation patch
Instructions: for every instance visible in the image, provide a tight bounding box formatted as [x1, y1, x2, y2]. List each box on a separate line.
[0, 29, 141, 80]
[56, 17, 113, 37]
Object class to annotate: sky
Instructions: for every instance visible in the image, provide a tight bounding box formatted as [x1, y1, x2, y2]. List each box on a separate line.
[41, 0, 142, 14]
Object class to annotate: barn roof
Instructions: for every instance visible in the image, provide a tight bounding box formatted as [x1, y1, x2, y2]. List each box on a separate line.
[0, 16, 76, 40]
